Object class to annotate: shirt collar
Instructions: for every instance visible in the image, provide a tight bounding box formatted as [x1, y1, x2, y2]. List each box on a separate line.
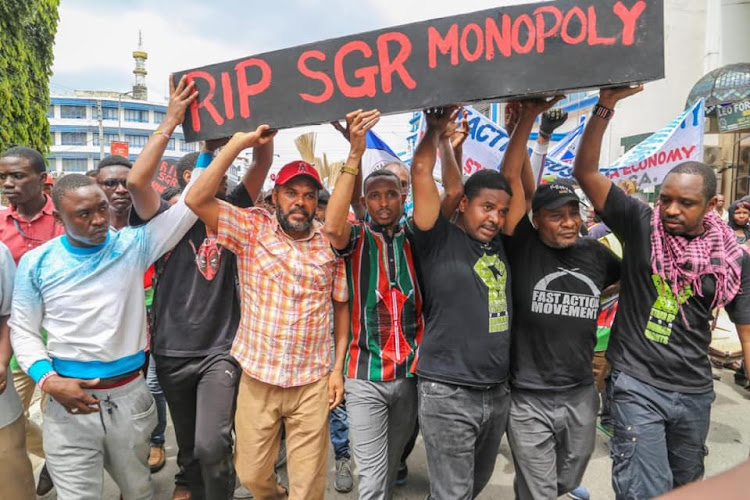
[5, 195, 55, 222]
[366, 220, 405, 237]
[60, 232, 111, 254]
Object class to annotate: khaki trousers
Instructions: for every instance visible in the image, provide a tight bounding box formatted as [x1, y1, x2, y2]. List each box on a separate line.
[0, 415, 35, 499]
[12, 368, 44, 458]
[235, 374, 329, 500]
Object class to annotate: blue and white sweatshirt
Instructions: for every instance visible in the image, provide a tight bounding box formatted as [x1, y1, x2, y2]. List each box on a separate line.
[9, 168, 204, 383]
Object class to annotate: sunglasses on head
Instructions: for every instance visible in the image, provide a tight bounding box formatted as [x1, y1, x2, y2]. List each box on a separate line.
[99, 179, 127, 189]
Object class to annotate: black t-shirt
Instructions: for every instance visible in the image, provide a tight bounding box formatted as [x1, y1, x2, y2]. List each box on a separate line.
[601, 185, 750, 393]
[411, 214, 512, 386]
[507, 216, 620, 391]
[133, 183, 252, 357]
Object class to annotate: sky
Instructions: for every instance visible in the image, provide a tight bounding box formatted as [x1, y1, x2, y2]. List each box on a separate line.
[50, 0, 528, 168]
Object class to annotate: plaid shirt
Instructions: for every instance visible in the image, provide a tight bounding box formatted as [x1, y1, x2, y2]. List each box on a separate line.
[218, 203, 348, 388]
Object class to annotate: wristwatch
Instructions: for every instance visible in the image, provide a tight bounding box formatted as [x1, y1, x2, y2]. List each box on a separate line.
[592, 104, 615, 120]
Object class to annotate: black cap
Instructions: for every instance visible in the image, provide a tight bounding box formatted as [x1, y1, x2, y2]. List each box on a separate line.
[532, 182, 581, 213]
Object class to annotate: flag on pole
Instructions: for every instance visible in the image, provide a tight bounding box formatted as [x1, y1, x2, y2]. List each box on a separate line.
[362, 131, 402, 178]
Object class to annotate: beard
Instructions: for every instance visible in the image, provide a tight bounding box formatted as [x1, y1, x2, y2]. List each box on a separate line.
[276, 205, 313, 233]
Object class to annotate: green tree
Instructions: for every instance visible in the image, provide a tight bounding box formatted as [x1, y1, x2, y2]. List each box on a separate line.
[0, 0, 60, 154]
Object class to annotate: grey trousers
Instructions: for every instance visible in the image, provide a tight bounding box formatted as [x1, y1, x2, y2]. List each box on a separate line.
[43, 376, 157, 500]
[507, 384, 598, 500]
[418, 379, 510, 500]
[345, 377, 417, 500]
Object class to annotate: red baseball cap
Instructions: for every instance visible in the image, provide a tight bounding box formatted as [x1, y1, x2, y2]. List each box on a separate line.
[274, 161, 323, 189]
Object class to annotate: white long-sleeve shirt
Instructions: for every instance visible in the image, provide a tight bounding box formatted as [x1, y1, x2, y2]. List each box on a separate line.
[10, 169, 204, 383]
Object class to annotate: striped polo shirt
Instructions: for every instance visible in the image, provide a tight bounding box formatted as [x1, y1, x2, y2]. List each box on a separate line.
[337, 221, 423, 381]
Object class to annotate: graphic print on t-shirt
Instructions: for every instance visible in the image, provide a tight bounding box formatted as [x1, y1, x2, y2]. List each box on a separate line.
[473, 253, 508, 333]
[188, 237, 223, 280]
[530, 268, 601, 320]
[644, 274, 693, 345]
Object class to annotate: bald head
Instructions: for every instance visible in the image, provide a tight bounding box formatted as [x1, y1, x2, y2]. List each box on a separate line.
[383, 162, 410, 196]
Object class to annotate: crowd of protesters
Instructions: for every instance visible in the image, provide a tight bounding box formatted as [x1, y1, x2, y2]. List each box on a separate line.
[0, 76, 748, 500]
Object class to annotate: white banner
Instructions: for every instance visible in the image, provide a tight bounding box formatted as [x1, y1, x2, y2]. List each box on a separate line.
[417, 106, 510, 179]
[542, 100, 705, 191]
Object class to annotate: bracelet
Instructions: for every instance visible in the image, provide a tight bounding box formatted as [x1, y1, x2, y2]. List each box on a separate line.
[153, 129, 171, 140]
[38, 371, 57, 391]
[340, 165, 359, 176]
[593, 104, 615, 120]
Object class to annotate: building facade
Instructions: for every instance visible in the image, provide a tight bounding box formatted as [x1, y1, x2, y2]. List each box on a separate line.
[47, 93, 197, 175]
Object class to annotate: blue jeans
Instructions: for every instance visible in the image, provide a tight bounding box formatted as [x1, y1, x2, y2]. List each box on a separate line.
[330, 398, 350, 460]
[609, 370, 714, 499]
[147, 356, 167, 447]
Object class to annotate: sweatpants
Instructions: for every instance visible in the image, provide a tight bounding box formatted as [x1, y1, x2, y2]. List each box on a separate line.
[507, 384, 599, 500]
[154, 353, 240, 500]
[42, 376, 156, 500]
[345, 377, 417, 499]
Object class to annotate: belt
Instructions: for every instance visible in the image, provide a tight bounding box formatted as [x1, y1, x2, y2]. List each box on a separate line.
[92, 370, 141, 389]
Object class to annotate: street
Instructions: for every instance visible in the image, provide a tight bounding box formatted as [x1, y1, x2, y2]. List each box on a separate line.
[31, 368, 750, 499]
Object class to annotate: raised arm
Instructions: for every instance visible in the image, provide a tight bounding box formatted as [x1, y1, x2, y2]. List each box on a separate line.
[439, 108, 466, 219]
[185, 126, 275, 232]
[128, 75, 197, 220]
[411, 106, 457, 231]
[324, 110, 380, 250]
[241, 136, 275, 202]
[530, 108, 568, 184]
[331, 113, 367, 220]
[500, 97, 563, 235]
[573, 85, 643, 213]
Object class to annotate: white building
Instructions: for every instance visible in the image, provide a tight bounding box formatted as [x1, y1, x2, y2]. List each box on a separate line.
[47, 93, 196, 174]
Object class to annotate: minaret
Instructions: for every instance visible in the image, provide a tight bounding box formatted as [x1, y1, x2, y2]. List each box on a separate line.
[132, 30, 148, 100]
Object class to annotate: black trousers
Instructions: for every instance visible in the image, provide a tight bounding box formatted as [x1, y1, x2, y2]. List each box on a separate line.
[154, 352, 241, 500]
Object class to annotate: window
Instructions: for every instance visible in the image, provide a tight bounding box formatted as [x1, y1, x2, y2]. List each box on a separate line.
[125, 134, 148, 147]
[167, 138, 175, 150]
[153, 110, 166, 123]
[92, 133, 120, 147]
[47, 105, 54, 118]
[62, 158, 88, 172]
[60, 105, 87, 119]
[102, 107, 119, 120]
[180, 140, 196, 153]
[60, 132, 87, 146]
[124, 109, 148, 123]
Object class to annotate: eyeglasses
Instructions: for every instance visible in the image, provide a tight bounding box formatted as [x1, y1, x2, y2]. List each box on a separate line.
[99, 179, 127, 189]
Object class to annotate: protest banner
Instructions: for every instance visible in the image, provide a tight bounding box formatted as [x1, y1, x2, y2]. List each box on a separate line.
[151, 158, 179, 194]
[547, 116, 585, 163]
[415, 105, 510, 179]
[175, 0, 664, 142]
[542, 99, 705, 191]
